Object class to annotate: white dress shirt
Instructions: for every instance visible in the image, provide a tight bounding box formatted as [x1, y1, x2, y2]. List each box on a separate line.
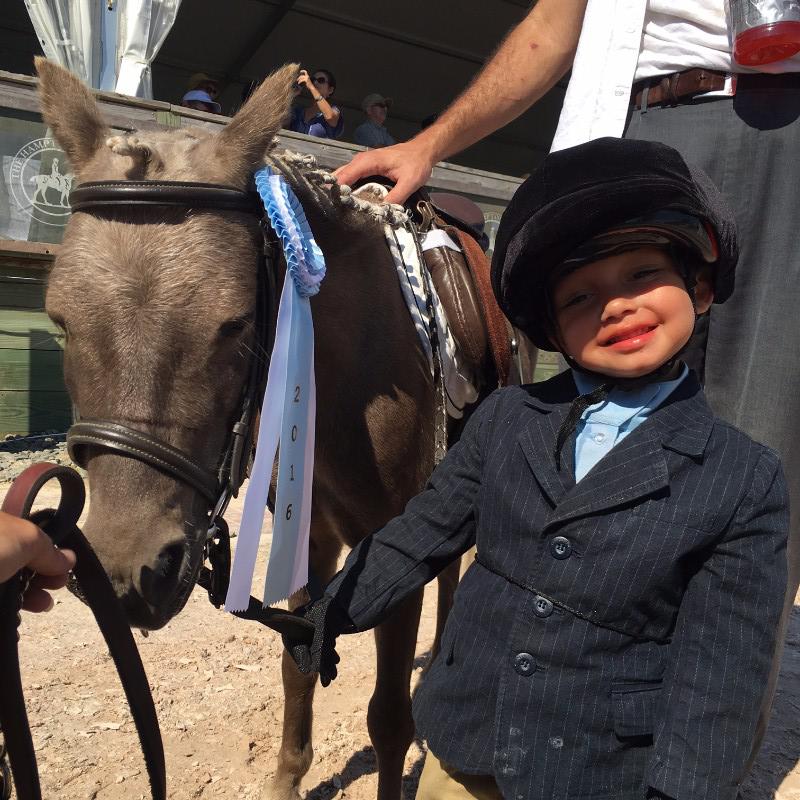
[552, 0, 800, 152]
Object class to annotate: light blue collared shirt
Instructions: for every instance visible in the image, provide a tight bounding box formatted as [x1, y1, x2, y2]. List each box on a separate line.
[572, 365, 689, 482]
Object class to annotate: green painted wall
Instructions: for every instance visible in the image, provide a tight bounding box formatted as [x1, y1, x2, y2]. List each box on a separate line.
[533, 349, 560, 383]
[0, 264, 71, 436]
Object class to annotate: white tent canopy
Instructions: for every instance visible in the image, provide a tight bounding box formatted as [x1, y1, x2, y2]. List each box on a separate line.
[3, 0, 564, 176]
[24, 0, 181, 97]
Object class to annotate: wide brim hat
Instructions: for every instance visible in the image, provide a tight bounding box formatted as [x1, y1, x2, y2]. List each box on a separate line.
[491, 137, 738, 351]
[188, 72, 219, 91]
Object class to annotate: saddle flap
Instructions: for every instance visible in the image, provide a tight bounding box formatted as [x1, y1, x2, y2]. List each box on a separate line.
[420, 230, 490, 383]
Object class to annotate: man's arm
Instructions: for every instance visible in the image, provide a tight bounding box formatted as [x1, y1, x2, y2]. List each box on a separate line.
[335, 0, 588, 204]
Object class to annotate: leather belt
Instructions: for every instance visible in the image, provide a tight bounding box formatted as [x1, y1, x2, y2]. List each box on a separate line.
[633, 68, 800, 109]
[632, 68, 727, 108]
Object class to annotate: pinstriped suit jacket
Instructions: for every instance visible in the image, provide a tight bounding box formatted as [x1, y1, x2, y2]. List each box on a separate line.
[326, 370, 789, 800]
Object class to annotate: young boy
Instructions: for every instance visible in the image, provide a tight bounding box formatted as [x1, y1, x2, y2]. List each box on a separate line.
[284, 138, 789, 800]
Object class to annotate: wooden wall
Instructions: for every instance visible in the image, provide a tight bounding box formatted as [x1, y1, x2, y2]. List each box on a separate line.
[0, 245, 71, 437]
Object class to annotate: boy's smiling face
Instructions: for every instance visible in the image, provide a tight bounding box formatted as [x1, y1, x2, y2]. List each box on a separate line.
[551, 246, 713, 379]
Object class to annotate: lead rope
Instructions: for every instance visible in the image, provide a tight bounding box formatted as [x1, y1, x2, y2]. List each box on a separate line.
[0, 729, 10, 800]
[0, 464, 166, 800]
[0, 623, 19, 799]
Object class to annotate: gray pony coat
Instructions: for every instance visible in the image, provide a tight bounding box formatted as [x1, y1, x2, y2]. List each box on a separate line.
[326, 370, 788, 800]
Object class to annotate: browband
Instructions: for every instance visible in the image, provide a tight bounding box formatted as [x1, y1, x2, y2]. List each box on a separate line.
[69, 181, 259, 213]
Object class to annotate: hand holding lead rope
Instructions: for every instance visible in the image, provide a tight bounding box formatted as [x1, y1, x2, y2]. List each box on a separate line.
[0, 463, 166, 800]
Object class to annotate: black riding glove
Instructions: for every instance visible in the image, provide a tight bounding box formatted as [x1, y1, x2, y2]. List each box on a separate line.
[282, 594, 343, 687]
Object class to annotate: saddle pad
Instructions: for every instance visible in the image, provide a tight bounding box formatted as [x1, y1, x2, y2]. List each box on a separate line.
[383, 223, 479, 419]
[449, 227, 512, 386]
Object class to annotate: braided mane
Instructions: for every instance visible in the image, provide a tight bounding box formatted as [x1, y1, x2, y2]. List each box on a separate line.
[268, 149, 409, 230]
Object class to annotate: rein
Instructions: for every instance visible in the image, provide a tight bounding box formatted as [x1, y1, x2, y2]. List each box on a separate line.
[0, 464, 166, 799]
[65, 180, 314, 636]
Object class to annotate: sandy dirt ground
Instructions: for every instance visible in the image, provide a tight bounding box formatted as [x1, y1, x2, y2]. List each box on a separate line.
[3, 477, 800, 800]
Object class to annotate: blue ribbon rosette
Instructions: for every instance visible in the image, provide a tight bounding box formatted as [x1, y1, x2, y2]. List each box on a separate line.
[225, 166, 326, 610]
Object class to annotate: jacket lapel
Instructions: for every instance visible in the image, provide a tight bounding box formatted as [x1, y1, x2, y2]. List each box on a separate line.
[517, 371, 578, 506]
[518, 371, 713, 529]
[544, 425, 670, 530]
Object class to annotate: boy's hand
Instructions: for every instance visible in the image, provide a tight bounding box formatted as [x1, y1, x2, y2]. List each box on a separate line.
[282, 595, 341, 686]
[0, 510, 76, 612]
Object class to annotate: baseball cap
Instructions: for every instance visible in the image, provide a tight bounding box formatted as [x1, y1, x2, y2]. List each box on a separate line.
[181, 90, 221, 114]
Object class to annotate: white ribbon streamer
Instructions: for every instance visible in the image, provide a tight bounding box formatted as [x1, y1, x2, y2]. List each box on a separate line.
[224, 167, 324, 611]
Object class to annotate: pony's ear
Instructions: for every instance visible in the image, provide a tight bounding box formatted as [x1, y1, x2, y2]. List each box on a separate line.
[212, 62, 300, 184]
[35, 57, 109, 177]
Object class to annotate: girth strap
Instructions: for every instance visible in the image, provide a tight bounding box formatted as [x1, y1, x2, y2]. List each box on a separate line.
[68, 421, 220, 504]
[0, 464, 166, 800]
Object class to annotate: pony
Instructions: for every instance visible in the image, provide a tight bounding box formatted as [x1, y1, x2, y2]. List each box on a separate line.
[37, 58, 472, 800]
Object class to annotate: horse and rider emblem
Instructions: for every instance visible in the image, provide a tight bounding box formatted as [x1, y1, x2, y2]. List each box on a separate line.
[8, 137, 74, 226]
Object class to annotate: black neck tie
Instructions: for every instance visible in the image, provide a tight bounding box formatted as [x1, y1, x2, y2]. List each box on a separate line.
[553, 383, 613, 470]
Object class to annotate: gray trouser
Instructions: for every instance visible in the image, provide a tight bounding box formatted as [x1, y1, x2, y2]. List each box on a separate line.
[625, 86, 800, 784]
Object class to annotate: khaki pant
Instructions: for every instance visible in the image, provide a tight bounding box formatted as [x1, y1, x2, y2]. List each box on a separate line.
[416, 750, 502, 800]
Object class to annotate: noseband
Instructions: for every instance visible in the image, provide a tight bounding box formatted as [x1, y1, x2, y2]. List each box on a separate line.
[65, 180, 278, 606]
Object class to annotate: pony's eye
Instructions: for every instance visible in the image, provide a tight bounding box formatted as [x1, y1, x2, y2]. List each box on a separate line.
[217, 316, 252, 338]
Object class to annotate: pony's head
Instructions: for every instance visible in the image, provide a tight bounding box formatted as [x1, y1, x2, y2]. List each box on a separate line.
[38, 58, 298, 628]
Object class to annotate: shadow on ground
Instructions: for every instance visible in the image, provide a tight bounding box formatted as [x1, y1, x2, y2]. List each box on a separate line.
[305, 738, 426, 799]
[305, 747, 376, 800]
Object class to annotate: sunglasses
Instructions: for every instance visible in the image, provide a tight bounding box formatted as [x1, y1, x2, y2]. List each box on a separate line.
[312, 75, 329, 85]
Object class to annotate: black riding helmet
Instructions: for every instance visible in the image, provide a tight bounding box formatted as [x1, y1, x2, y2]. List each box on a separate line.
[491, 137, 739, 352]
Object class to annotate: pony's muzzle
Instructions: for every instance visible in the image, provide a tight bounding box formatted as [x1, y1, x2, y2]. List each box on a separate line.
[135, 542, 192, 624]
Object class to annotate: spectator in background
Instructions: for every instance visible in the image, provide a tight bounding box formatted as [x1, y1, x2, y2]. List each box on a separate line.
[354, 93, 395, 148]
[181, 89, 221, 114]
[288, 69, 343, 139]
[187, 72, 220, 103]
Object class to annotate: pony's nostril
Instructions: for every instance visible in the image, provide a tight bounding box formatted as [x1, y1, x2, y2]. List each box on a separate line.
[139, 543, 186, 608]
[156, 543, 185, 582]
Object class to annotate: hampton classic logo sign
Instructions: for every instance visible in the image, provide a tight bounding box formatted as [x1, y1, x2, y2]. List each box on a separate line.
[9, 137, 74, 226]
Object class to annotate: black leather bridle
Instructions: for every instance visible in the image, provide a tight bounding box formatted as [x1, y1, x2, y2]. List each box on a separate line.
[63, 179, 313, 633]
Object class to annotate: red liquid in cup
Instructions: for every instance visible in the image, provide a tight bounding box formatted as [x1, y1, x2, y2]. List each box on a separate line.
[734, 19, 800, 65]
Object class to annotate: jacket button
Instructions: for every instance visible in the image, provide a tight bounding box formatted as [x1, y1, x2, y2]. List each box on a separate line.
[550, 536, 572, 559]
[548, 736, 564, 749]
[533, 595, 554, 618]
[513, 652, 536, 676]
